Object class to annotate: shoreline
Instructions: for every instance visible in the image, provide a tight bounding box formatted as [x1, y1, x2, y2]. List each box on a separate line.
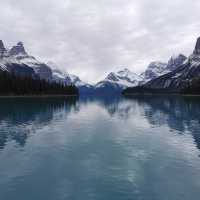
[0, 94, 200, 98]
[0, 94, 78, 98]
[123, 93, 200, 97]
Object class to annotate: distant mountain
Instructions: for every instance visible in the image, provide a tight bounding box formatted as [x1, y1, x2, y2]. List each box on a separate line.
[140, 54, 187, 84]
[49, 66, 144, 95]
[2, 38, 197, 96]
[94, 56, 187, 95]
[140, 62, 167, 84]
[166, 54, 187, 71]
[94, 68, 143, 94]
[47, 62, 94, 94]
[123, 37, 200, 94]
[144, 38, 200, 91]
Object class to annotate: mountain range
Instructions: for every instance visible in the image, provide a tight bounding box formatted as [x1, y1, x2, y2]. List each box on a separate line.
[1, 37, 199, 95]
[123, 37, 200, 95]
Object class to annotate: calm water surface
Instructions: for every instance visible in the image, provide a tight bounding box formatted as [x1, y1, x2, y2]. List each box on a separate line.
[0, 96, 200, 200]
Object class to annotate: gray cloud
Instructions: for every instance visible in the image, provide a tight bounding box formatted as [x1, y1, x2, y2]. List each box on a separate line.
[0, 0, 200, 83]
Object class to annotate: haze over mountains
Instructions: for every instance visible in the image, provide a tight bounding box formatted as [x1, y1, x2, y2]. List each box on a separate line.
[1, 37, 200, 95]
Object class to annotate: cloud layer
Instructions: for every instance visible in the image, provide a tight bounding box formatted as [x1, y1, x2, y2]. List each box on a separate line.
[0, 0, 200, 82]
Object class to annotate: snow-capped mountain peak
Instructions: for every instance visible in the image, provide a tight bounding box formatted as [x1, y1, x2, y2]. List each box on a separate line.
[9, 42, 27, 57]
[105, 68, 142, 84]
[141, 37, 200, 92]
[0, 40, 52, 80]
[94, 68, 143, 94]
[106, 72, 120, 81]
[117, 68, 141, 80]
[47, 62, 93, 93]
[147, 62, 167, 71]
[0, 37, 195, 96]
[140, 54, 187, 84]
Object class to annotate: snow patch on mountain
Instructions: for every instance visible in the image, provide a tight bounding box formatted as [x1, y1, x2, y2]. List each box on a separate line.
[142, 37, 200, 91]
[140, 54, 187, 84]
[97, 68, 143, 89]
[0, 62, 8, 71]
[0, 41, 53, 80]
[140, 62, 168, 84]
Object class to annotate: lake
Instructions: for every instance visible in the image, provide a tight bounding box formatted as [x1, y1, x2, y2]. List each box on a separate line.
[0, 96, 200, 200]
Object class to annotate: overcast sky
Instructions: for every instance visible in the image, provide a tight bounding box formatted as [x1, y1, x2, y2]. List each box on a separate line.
[0, 0, 200, 83]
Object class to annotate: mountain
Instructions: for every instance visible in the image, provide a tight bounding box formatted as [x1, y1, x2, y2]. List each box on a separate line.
[140, 62, 167, 83]
[0, 40, 10, 71]
[47, 62, 94, 94]
[140, 54, 187, 84]
[166, 54, 187, 71]
[144, 38, 200, 91]
[9, 42, 27, 56]
[1, 38, 193, 96]
[94, 68, 143, 94]
[0, 41, 92, 93]
[123, 37, 200, 94]
[0, 40, 8, 59]
[51, 67, 144, 95]
[0, 41, 36, 77]
[47, 55, 188, 95]
[0, 40, 93, 94]
[0, 41, 52, 80]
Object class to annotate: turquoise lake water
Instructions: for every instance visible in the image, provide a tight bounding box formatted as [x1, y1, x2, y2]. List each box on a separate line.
[0, 96, 200, 200]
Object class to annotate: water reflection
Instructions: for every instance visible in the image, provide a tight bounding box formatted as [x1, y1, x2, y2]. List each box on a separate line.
[123, 96, 200, 150]
[0, 97, 78, 149]
[0, 95, 200, 151]
[79, 95, 200, 151]
[0, 96, 200, 200]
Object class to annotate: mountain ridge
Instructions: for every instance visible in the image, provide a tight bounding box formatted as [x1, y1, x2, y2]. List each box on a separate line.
[1, 38, 198, 95]
[123, 37, 200, 95]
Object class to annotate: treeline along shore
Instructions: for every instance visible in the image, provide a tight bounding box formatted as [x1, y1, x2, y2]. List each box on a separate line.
[0, 71, 79, 96]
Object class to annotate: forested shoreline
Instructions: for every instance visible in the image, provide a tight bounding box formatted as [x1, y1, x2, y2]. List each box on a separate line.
[0, 71, 79, 96]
